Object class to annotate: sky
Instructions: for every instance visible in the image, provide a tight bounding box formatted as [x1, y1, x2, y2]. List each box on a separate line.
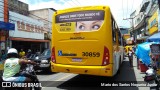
[19, 0, 143, 28]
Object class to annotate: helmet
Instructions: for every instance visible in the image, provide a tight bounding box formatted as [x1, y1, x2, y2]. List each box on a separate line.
[28, 49, 31, 53]
[7, 48, 18, 54]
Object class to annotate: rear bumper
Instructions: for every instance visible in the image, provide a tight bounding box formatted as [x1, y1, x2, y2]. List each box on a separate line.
[51, 63, 113, 76]
[35, 63, 50, 70]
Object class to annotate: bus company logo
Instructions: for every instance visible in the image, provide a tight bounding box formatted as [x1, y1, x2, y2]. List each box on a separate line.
[58, 50, 77, 56]
[2, 82, 42, 87]
[2, 82, 11, 87]
[70, 37, 85, 40]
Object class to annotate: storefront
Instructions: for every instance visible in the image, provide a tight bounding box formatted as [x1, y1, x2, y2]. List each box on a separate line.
[9, 11, 49, 53]
[0, 21, 15, 51]
[10, 37, 49, 53]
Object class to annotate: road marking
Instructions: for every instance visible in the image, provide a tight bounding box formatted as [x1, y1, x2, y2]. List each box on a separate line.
[54, 74, 73, 81]
[42, 74, 74, 89]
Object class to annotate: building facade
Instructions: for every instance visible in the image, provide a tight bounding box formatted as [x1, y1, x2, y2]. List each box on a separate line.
[8, 0, 29, 15]
[29, 8, 56, 40]
[0, 0, 5, 51]
[6, 0, 51, 53]
[0, 0, 4, 21]
[0, 0, 15, 52]
[9, 11, 49, 53]
[129, 0, 158, 43]
[120, 27, 129, 35]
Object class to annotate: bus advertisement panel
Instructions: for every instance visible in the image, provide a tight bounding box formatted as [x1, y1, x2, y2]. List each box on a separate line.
[55, 10, 104, 32]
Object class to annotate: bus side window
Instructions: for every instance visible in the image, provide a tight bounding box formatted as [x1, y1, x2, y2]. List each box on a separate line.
[111, 17, 116, 43]
[118, 31, 122, 45]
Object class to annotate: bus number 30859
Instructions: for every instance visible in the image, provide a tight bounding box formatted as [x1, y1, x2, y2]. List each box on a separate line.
[82, 52, 100, 57]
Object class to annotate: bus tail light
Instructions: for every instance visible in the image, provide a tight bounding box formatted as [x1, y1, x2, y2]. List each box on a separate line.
[102, 46, 110, 66]
[51, 47, 56, 63]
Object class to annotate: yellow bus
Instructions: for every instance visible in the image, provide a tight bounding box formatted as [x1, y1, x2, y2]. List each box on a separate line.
[51, 6, 124, 77]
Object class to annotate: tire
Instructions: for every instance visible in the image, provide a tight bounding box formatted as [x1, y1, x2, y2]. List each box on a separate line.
[30, 80, 42, 90]
[33, 87, 42, 90]
[150, 86, 159, 90]
[46, 63, 52, 73]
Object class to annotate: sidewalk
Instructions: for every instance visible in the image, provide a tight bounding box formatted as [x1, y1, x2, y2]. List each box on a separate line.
[132, 56, 150, 90]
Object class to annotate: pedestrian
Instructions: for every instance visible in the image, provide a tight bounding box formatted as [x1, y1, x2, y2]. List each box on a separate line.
[128, 48, 134, 67]
[36, 49, 40, 55]
[0, 50, 6, 61]
[19, 49, 25, 59]
[0, 50, 6, 77]
[26, 49, 32, 58]
[132, 46, 135, 53]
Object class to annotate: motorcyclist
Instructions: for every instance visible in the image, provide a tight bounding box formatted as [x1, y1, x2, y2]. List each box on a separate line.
[2, 48, 36, 90]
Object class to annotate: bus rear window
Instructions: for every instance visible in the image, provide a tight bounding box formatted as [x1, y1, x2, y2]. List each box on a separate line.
[55, 10, 104, 32]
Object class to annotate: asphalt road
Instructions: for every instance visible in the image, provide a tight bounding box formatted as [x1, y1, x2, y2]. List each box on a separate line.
[37, 57, 150, 90]
[0, 56, 150, 90]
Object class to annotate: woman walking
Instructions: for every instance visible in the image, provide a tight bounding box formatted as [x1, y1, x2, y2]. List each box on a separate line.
[128, 48, 134, 67]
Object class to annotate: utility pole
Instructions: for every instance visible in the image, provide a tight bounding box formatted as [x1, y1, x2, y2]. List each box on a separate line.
[4, 0, 9, 53]
[123, 17, 135, 43]
[123, 18, 134, 33]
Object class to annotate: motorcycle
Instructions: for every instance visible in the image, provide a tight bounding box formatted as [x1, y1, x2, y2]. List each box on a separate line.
[2, 63, 42, 90]
[144, 64, 160, 90]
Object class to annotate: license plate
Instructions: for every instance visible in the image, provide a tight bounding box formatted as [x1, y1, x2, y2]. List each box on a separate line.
[72, 58, 82, 62]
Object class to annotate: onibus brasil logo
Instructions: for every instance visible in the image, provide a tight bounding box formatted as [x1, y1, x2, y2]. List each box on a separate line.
[2, 82, 42, 87]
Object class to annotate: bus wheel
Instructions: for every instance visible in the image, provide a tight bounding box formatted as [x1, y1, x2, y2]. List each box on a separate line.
[46, 64, 52, 73]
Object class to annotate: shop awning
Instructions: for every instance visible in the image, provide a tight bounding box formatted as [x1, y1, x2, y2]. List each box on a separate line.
[0, 21, 15, 30]
[136, 42, 156, 66]
[137, 36, 149, 40]
[146, 32, 160, 42]
[10, 37, 50, 42]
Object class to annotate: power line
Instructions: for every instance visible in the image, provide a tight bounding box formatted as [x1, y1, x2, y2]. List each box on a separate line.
[0, 4, 43, 25]
[126, 0, 129, 19]
[75, 0, 81, 6]
[63, 0, 76, 7]
[0, 1, 53, 33]
[131, 0, 134, 13]
[122, 0, 124, 19]
[0, 0, 52, 24]
[121, 0, 126, 27]
[0, 9, 50, 33]
[70, 0, 79, 6]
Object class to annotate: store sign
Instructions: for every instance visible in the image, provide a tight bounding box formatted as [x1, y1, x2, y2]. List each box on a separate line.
[0, 21, 15, 30]
[0, 42, 5, 50]
[17, 21, 44, 33]
[148, 9, 158, 34]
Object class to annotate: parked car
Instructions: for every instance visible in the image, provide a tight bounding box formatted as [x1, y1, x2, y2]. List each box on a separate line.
[34, 49, 51, 72]
[27, 54, 39, 60]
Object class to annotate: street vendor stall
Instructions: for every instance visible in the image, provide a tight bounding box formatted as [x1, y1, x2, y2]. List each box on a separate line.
[147, 31, 160, 74]
[136, 42, 156, 72]
[136, 32, 160, 73]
